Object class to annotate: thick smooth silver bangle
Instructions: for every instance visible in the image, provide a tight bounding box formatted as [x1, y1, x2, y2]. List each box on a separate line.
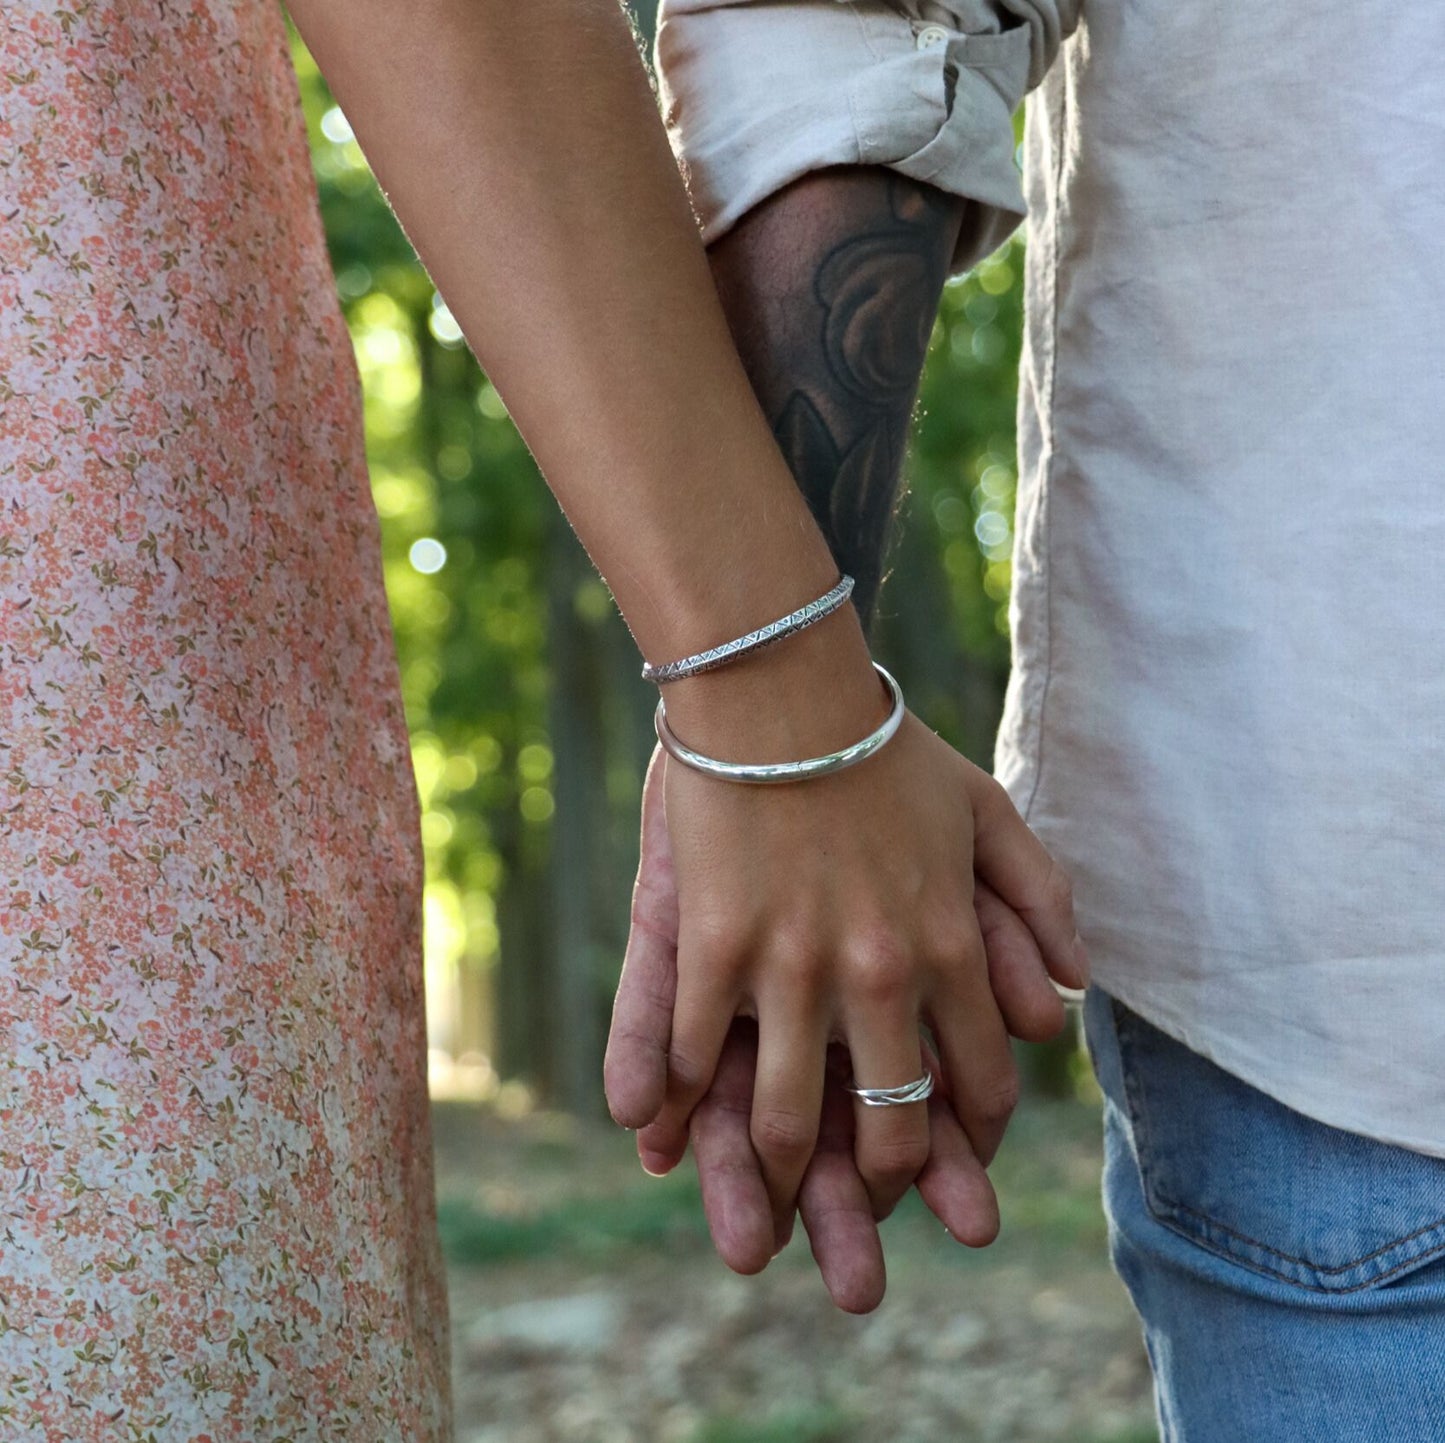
[653, 660, 905, 784]
[641, 574, 855, 684]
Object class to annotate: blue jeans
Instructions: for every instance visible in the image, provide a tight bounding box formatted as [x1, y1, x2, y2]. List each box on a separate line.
[1080, 983, 1445, 1441]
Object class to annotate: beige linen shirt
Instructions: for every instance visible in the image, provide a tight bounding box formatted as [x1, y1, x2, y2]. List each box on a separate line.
[657, 0, 1445, 1158]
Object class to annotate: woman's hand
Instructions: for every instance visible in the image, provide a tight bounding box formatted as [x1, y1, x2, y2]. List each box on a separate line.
[607, 714, 1087, 1241]
[606, 740, 1081, 1309]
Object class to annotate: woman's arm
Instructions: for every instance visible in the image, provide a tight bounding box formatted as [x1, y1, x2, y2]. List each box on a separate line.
[288, 0, 1083, 1232]
[286, 0, 883, 761]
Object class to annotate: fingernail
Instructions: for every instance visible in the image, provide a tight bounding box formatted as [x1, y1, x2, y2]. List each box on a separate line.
[640, 1149, 672, 1176]
[1072, 933, 1091, 988]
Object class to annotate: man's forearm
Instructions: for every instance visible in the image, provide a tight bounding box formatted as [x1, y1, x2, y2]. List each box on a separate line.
[705, 169, 967, 636]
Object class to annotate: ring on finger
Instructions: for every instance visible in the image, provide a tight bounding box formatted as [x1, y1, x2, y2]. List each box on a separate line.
[845, 1072, 935, 1107]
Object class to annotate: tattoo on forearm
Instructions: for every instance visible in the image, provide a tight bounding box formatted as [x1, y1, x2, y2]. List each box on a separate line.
[710, 172, 963, 636]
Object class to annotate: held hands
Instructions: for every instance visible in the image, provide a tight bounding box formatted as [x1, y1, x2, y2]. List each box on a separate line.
[606, 731, 1087, 1310]
[600, 168, 1077, 1303]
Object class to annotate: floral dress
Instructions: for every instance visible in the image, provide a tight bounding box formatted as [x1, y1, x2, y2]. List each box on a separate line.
[0, 3, 452, 1438]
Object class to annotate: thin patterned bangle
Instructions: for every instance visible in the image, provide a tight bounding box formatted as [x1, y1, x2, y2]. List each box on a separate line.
[653, 660, 904, 784]
[640, 574, 855, 684]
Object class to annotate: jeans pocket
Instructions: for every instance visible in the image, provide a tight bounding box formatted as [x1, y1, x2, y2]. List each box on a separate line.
[1111, 995, 1445, 1293]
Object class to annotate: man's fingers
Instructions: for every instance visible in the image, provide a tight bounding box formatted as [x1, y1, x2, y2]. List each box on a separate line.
[926, 937, 1021, 1168]
[967, 772, 1089, 991]
[635, 1115, 686, 1177]
[916, 1080, 1001, 1248]
[974, 878, 1069, 1043]
[604, 744, 680, 1129]
[799, 1074, 887, 1313]
[636, 942, 738, 1172]
[604, 918, 678, 1131]
[690, 1019, 775, 1275]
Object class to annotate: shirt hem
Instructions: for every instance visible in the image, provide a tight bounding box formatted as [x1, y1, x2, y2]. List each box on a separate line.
[1091, 950, 1445, 1163]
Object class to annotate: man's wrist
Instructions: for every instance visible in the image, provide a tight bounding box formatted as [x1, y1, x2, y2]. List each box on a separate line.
[706, 167, 964, 635]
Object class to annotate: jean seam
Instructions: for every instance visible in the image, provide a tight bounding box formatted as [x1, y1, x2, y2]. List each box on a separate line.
[1160, 1195, 1445, 1274]
[1110, 995, 1445, 1291]
[1145, 1208, 1445, 1294]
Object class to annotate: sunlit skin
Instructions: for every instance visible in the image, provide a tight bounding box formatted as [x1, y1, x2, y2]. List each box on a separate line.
[287, 0, 1084, 1271]
[611, 744, 1083, 1312]
[606, 170, 1086, 1311]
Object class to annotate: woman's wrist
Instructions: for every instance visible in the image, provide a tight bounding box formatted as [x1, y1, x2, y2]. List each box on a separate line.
[657, 597, 892, 765]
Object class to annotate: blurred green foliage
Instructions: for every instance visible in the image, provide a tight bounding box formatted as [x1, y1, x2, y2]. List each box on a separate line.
[290, 27, 1046, 1109]
[435, 1176, 708, 1267]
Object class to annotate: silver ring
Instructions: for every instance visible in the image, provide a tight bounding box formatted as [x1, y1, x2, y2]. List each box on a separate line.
[846, 1072, 935, 1107]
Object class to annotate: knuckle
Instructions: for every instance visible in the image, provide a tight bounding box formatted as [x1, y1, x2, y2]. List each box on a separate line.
[860, 1129, 931, 1187]
[665, 1046, 710, 1099]
[750, 1106, 816, 1162]
[627, 869, 677, 935]
[973, 1067, 1021, 1125]
[1043, 861, 1076, 915]
[842, 924, 914, 1000]
[616, 965, 675, 1020]
[766, 915, 831, 988]
[917, 903, 976, 968]
[974, 770, 1014, 820]
[605, 1020, 666, 1065]
[679, 910, 743, 969]
[693, 1085, 752, 1128]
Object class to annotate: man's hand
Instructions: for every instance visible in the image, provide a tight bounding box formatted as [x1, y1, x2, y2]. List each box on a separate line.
[686, 1019, 1004, 1314]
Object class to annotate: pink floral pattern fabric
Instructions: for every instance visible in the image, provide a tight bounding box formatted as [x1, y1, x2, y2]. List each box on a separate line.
[0, 3, 451, 1437]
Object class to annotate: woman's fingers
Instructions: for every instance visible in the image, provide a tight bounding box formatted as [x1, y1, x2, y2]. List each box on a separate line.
[637, 939, 739, 1173]
[750, 995, 829, 1244]
[967, 771, 1089, 991]
[973, 878, 1069, 1043]
[687, 1027, 894, 1310]
[842, 998, 932, 1220]
[604, 744, 678, 1130]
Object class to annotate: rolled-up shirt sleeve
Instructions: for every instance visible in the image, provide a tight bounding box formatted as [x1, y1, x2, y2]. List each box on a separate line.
[654, 0, 1080, 274]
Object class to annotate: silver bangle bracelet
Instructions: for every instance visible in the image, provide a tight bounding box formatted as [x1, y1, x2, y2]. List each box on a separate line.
[640, 574, 855, 684]
[653, 660, 905, 784]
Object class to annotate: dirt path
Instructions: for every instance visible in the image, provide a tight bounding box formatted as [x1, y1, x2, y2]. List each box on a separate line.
[431, 1098, 1158, 1443]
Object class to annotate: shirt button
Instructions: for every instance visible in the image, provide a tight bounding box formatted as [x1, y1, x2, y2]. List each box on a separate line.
[916, 24, 949, 49]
